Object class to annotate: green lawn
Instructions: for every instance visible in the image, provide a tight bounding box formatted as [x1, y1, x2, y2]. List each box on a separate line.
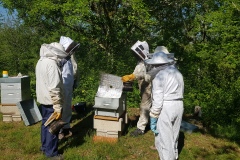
[0, 107, 240, 160]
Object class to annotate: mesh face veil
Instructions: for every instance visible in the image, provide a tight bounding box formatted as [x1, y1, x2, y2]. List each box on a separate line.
[131, 40, 149, 60]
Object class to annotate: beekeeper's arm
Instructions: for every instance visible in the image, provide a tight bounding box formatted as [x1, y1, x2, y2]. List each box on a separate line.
[71, 54, 80, 89]
[150, 71, 165, 118]
[48, 64, 63, 120]
[149, 71, 164, 134]
[122, 61, 146, 82]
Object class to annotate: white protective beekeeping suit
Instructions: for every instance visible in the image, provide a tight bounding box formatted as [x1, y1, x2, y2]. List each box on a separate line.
[59, 36, 79, 129]
[36, 42, 67, 113]
[145, 52, 184, 160]
[126, 41, 152, 135]
[133, 45, 173, 133]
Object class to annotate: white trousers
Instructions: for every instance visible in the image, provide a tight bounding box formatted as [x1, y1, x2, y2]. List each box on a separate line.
[155, 101, 184, 160]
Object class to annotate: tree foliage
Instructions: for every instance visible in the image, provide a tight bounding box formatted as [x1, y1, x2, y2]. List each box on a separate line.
[0, 0, 240, 137]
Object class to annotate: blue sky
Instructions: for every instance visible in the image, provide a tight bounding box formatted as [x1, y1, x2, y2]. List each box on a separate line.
[0, 5, 17, 20]
[0, 5, 8, 17]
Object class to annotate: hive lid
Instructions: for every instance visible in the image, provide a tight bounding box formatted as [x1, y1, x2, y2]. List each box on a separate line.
[96, 74, 123, 98]
[16, 99, 42, 126]
[0, 76, 29, 83]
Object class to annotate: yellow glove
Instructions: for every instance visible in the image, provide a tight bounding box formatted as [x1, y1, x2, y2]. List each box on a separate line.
[43, 111, 61, 126]
[54, 111, 61, 120]
[122, 74, 135, 82]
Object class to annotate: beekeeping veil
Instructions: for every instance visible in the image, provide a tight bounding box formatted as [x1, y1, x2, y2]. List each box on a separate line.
[60, 36, 80, 54]
[59, 36, 80, 67]
[131, 40, 149, 60]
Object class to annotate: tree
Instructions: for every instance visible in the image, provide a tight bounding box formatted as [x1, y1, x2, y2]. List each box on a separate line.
[1, 0, 240, 136]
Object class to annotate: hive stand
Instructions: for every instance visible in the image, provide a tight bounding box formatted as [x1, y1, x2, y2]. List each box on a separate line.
[93, 111, 128, 142]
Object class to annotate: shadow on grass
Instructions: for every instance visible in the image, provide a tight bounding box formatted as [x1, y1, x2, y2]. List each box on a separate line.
[58, 107, 140, 151]
[126, 110, 186, 156]
[58, 105, 95, 152]
[58, 107, 186, 157]
[178, 131, 185, 156]
[121, 114, 139, 135]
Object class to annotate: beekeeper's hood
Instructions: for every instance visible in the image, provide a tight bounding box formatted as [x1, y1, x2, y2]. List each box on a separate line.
[40, 42, 67, 59]
[59, 36, 80, 54]
[131, 40, 149, 60]
[152, 46, 175, 60]
[144, 51, 173, 65]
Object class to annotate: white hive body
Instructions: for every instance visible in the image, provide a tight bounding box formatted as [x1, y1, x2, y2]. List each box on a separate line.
[0, 76, 42, 124]
[93, 74, 128, 139]
[94, 74, 126, 118]
[96, 73, 123, 98]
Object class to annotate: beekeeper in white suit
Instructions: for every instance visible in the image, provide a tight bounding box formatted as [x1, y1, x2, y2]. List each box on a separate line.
[36, 42, 67, 159]
[59, 36, 80, 139]
[122, 40, 152, 136]
[145, 52, 184, 160]
[144, 46, 176, 150]
[123, 43, 175, 137]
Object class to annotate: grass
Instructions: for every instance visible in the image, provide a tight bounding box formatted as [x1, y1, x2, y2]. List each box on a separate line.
[0, 106, 240, 160]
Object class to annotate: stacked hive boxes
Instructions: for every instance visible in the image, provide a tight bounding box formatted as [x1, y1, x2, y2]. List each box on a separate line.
[93, 93, 128, 138]
[0, 76, 31, 122]
[93, 74, 128, 140]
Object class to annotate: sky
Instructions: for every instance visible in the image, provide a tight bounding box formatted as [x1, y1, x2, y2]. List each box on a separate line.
[0, 4, 17, 21]
[0, 5, 8, 17]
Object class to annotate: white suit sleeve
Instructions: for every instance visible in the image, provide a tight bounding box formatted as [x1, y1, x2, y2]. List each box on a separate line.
[48, 64, 63, 113]
[71, 54, 80, 88]
[133, 62, 146, 80]
[71, 55, 78, 80]
[150, 71, 165, 118]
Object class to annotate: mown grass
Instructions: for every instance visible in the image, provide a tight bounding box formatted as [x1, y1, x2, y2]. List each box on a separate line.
[0, 106, 240, 160]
